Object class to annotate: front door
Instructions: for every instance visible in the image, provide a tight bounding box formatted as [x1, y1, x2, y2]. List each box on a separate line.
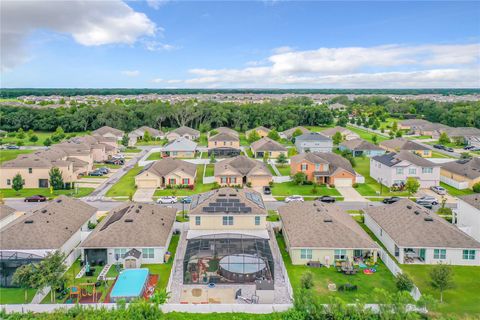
[124, 259, 136, 269]
[38, 179, 49, 188]
[419, 249, 426, 261]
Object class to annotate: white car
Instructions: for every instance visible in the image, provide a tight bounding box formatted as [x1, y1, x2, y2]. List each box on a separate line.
[157, 196, 178, 204]
[285, 195, 304, 203]
[416, 196, 438, 205]
[430, 186, 447, 195]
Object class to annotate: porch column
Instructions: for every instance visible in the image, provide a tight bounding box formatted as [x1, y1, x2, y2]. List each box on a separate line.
[373, 249, 378, 263]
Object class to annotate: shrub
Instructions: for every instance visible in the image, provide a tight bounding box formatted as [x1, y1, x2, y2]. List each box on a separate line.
[16, 140, 24, 147]
[301, 271, 314, 289]
[396, 273, 414, 292]
[29, 135, 38, 142]
[352, 183, 359, 188]
[473, 182, 480, 193]
[246, 182, 252, 188]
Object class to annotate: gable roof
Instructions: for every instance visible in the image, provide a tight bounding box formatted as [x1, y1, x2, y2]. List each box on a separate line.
[291, 152, 355, 175]
[209, 132, 239, 142]
[81, 202, 175, 248]
[295, 132, 331, 142]
[92, 126, 124, 137]
[250, 137, 287, 152]
[0, 196, 96, 250]
[139, 158, 197, 178]
[399, 119, 431, 126]
[246, 126, 271, 135]
[189, 187, 267, 216]
[321, 126, 357, 138]
[129, 126, 164, 138]
[380, 138, 428, 151]
[340, 138, 384, 151]
[214, 127, 239, 137]
[328, 103, 347, 110]
[163, 137, 198, 152]
[373, 151, 439, 168]
[279, 201, 377, 249]
[459, 194, 480, 211]
[171, 126, 200, 136]
[0, 204, 16, 221]
[444, 127, 480, 138]
[281, 126, 310, 139]
[364, 199, 480, 248]
[441, 157, 480, 180]
[215, 155, 272, 177]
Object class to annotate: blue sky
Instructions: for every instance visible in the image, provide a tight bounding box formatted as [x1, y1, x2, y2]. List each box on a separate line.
[1, 1, 479, 88]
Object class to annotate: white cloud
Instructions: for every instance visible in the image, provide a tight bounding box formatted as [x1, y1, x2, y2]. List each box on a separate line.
[272, 46, 295, 54]
[147, 0, 169, 10]
[1, 0, 156, 71]
[175, 43, 480, 88]
[122, 70, 140, 77]
[144, 40, 178, 52]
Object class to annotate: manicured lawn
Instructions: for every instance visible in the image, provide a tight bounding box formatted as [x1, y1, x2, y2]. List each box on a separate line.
[142, 234, 180, 292]
[124, 147, 142, 153]
[0, 287, 36, 304]
[239, 133, 249, 146]
[287, 147, 297, 157]
[440, 182, 475, 197]
[267, 164, 277, 176]
[105, 165, 142, 198]
[154, 164, 214, 197]
[80, 175, 108, 179]
[204, 164, 214, 177]
[271, 181, 341, 197]
[1, 131, 88, 146]
[276, 165, 291, 176]
[135, 140, 166, 146]
[305, 125, 334, 132]
[0, 149, 34, 164]
[197, 133, 208, 147]
[94, 163, 121, 169]
[147, 152, 162, 161]
[431, 151, 455, 159]
[244, 148, 254, 157]
[402, 265, 480, 317]
[346, 125, 388, 144]
[0, 187, 94, 198]
[276, 235, 398, 303]
[267, 210, 279, 222]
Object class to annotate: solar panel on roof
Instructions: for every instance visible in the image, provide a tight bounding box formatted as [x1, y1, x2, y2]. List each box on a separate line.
[228, 198, 239, 203]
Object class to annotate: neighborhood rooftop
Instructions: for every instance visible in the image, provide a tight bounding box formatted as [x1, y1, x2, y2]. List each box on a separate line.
[250, 137, 288, 152]
[379, 138, 427, 151]
[214, 155, 272, 177]
[459, 194, 480, 211]
[0, 204, 16, 221]
[373, 151, 439, 168]
[291, 152, 355, 175]
[139, 158, 197, 178]
[340, 138, 384, 151]
[442, 157, 480, 180]
[295, 132, 331, 141]
[209, 132, 239, 142]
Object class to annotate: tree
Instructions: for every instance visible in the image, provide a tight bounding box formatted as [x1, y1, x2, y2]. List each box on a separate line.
[247, 130, 260, 143]
[49, 167, 64, 190]
[336, 116, 348, 127]
[300, 271, 314, 289]
[391, 121, 398, 132]
[267, 130, 280, 141]
[332, 131, 343, 145]
[43, 137, 52, 147]
[39, 251, 67, 303]
[293, 172, 307, 185]
[395, 273, 414, 292]
[405, 177, 420, 197]
[12, 173, 24, 193]
[372, 134, 378, 145]
[430, 263, 454, 303]
[143, 130, 152, 142]
[17, 128, 25, 139]
[460, 152, 472, 159]
[438, 132, 451, 145]
[277, 153, 288, 167]
[29, 135, 39, 142]
[121, 135, 129, 147]
[262, 151, 270, 163]
[395, 130, 403, 138]
[12, 264, 37, 303]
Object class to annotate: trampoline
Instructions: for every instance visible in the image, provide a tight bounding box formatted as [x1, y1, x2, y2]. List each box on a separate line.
[219, 254, 267, 282]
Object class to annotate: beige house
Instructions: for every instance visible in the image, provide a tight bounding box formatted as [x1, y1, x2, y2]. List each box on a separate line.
[279, 201, 378, 265]
[92, 126, 124, 140]
[214, 155, 273, 187]
[208, 132, 240, 149]
[321, 126, 360, 141]
[246, 126, 271, 138]
[250, 137, 287, 158]
[280, 126, 310, 140]
[161, 137, 198, 158]
[128, 126, 164, 146]
[135, 158, 197, 188]
[379, 138, 432, 157]
[211, 127, 239, 137]
[441, 158, 480, 189]
[166, 126, 200, 141]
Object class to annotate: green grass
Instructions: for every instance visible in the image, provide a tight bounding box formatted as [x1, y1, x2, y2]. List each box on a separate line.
[305, 125, 334, 132]
[0, 187, 94, 198]
[201, 152, 209, 159]
[142, 234, 180, 292]
[204, 164, 214, 177]
[135, 140, 166, 146]
[267, 164, 277, 175]
[402, 265, 480, 317]
[197, 133, 208, 147]
[267, 210, 280, 222]
[431, 151, 455, 159]
[154, 164, 213, 197]
[276, 164, 291, 176]
[80, 175, 108, 179]
[1, 131, 88, 146]
[106, 165, 143, 198]
[440, 182, 475, 197]
[147, 152, 162, 161]
[239, 133, 249, 146]
[124, 147, 142, 153]
[0, 287, 36, 304]
[276, 234, 398, 303]
[271, 181, 341, 196]
[244, 148, 254, 157]
[287, 147, 298, 157]
[0, 149, 34, 164]
[346, 125, 388, 144]
[94, 163, 121, 169]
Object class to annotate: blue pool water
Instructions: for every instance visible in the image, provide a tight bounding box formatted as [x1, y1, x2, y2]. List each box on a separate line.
[110, 268, 149, 301]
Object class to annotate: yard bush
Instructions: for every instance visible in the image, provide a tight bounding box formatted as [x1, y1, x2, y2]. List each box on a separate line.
[395, 273, 414, 292]
[300, 271, 314, 289]
[473, 182, 480, 193]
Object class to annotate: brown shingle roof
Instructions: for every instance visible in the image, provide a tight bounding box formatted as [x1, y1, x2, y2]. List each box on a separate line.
[214, 127, 239, 137]
[441, 158, 480, 180]
[209, 132, 239, 142]
[214, 155, 272, 177]
[365, 199, 480, 248]
[321, 126, 357, 138]
[172, 126, 200, 136]
[140, 158, 197, 178]
[459, 194, 480, 211]
[291, 152, 355, 175]
[250, 137, 287, 152]
[81, 203, 175, 248]
[0, 196, 96, 250]
[92, 126, 124, 137]
[380, 138, 427, 151]
[340, 138, 384, 151]
[281, 126, 310, 139]
[279, 201, 378, 249]
[0, 204, 16, 220]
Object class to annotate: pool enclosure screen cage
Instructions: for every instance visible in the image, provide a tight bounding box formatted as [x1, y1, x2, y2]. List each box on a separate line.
[183, 234, 274, 284]
[0, 251, 43, 287]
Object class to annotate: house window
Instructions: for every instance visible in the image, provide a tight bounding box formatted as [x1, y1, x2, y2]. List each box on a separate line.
[182, 178, 190, 185]
[408, 168, 416, 175]
[28, 168, 32, 174]
[423, 150, 429, 156]
[231, 177, 237, 183]
[142, 248, 154, 259]
[300, 249, 312, 260]
[255, 216, 261, 225]
[172, 151, 178, 156]
[6, 179, 11, 186]
[222, 216, 234, 225]
[114, 248, 127, 259]
[221, 177, 227, 184]
[433, 249, 446, 259]
[315, 164, 320, 171]
[195, 216, 201, 226]
[169, 178, 176, 185]
[301, 163, 308, 171]
[422, 167, 433, 174]
[334, 249, 347, 260]
[396, 168, 404, 174]
[463, 250, 476, 260]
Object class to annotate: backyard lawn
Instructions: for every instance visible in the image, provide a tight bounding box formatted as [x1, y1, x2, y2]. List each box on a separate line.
[267, 210, 279, 222]
[0, 149, 34, 164]
[271, 181, 341, 197]
[276, 235, 398, 303]
[123, 147, 142, 153]
[402, 265, 480, 317]
[105, 165, 142, 198]
[147, 152, 162, 161]
[1, 131, 88, 147]
[440, 182, 475, 197]
[346, 125, 388, 144]
[276, 165, 291, 176]
[244, 148, 254, 158]
[267, 164, 276, 176]
[0, 287, 36, 304]
[94, 163, 122, 169]
[0, 187, 94, 198]
[204, 164, 214, 177]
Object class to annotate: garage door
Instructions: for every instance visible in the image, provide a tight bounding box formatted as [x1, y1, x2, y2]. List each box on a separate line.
[137, 179, 158, 188]
[334, 178, 353, 187]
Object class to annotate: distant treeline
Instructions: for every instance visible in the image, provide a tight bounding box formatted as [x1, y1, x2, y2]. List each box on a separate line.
[1, 88, 479, 98]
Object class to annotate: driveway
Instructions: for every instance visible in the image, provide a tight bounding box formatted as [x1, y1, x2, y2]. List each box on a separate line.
[418, 188, 457, 204]
[133, 188, 156, 202]
[336, 186, 369, 202]
[253, 186, 276, 202]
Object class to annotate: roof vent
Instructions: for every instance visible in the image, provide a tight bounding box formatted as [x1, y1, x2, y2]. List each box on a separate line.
[229, 194, 237, 197]
[56, 199, 62, 203]
[424, 217, 434, 222]
[406, 205, 412, 209]
[125, 219, 134, 223]
[414, 210, 421, 215]
[219, 194, 226, 197]
[135, 209, 140, 213]
[313, 203, 317, 206]
[138, 205, 143, 209]
[41, 209, 47, 213]
[24, 220, 34, 224]
[324, 218, 333, 223]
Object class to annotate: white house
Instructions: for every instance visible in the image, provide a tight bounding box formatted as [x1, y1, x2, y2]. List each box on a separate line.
[364, 199, 480, 266]
[294, 132, 333, 153]
[455, 194, 480, 242]
[80, 203, 176, 268]
[370, 151, 441, 188]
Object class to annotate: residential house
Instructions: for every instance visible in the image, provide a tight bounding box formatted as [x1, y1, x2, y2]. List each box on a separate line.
[398, 119, 432, 131]
[321, 126, 360, 141]
[207, 132, 241, 157]
[92, 126, 124, 141]
[279, 126, 310, 140]
[290, 152, 358, 186]
[80, 203, 176, 268]
[128, 126, 164, 146]
[246, 126, 271, 138]
[250, 137, 287, 159]
[379, 138, 432, 157]
[166, 126, 200, 141]
[279, 201, 378, 265]
[161, 137, 198, 158]
[439, 127, 480, 147]
[370, 151, 440, 188]
[211, 127, 239, 137]
[364, 199, 480, 265]
[0, 196, 97, 286]
[214, 155, 273, 187]
[0, 205, 19, 229]
[441, 157, 480, 189]
[135, 158, 197, 188]
[294, 132, 333, 153]
[328, 103, 347, 111]
[455, 194, 480, 242]
[339, 138, 386, 157]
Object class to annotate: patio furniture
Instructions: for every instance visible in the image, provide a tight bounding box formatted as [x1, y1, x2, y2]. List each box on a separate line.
[338, 284, 358, 292]
[307, 261, 324, 268]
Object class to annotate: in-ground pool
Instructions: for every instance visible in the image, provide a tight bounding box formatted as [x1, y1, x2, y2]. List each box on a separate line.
[110, 268, 149, 302]
[219, 254, 267, 282]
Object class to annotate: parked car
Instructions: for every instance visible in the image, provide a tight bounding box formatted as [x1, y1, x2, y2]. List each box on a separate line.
[112, 154, 125, 159]
[6, 145, 20, 150]
[180, 196, 192, 204]
[315, 196, 336, 203]
[89, 170, 104, 176]
[157, 196, 178, 204]
[24, 195, 47, 202]
[285, 195, 304, 203]
[433, 144, 445, 150]
[464, 145, 475, 150]
[444, 147, 454, 152]
[97, 167, 109, 174]
[416, 200, 434, 209]
[416, 196, 438, 208]
[383, 196, 401, 204]
[105, 159, 124, 165]
[263, 186, 271, 195]
[430, 186, 447, 195]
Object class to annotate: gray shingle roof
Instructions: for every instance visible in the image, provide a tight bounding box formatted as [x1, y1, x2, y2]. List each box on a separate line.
[250, 137, 287, 152]
[209, 132, 239, 142]
[214, 127, 239, 137]
[441, 158, 480, 180]
[92, 126, 124, 137]
[365, 199, 480, 248]
[321, 126, 357, 138]
[140, 158, 197, 178]
[279, 201, 378, 249]
[214, 155, 272, 177]
[163, 137, 198, 152]
[0, 204, 16, 220]
[340, 138, 384, 151]
[373, 151, 439, 168]
[291, 152, 355, 175]
[295, 132, 331, 142]
[281, 126, 310, 139]
[171, 126, 200, 136]
[380, 138, 427, 151]
[459, 194, 480, 211]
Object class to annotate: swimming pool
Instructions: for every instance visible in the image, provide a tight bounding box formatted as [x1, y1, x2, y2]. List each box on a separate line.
[110, 268, 149, 302]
